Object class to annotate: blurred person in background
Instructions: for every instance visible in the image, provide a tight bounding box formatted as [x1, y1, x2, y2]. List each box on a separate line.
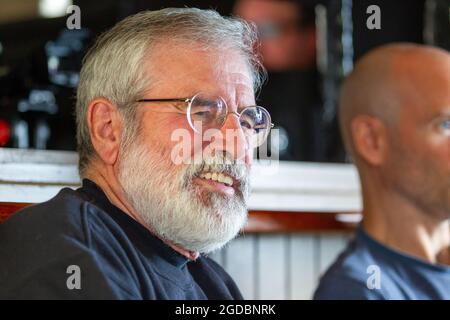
[314, 43, 450, 300]
[234, 0, 323, 161]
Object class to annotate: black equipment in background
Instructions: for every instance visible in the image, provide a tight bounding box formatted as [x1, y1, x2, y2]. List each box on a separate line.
[0, 28, 91, 150]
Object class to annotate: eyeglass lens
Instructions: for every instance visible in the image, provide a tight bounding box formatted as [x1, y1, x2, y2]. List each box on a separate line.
[187, 93, 271, 147]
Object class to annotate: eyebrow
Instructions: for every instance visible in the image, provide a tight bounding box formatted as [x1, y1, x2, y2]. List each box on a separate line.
[237, 105, 248, 113]
[185, 91, 256, 112]
[235, 96, 257, 112]
[426, 109, 450, 123]
[433, 109, 450, 118]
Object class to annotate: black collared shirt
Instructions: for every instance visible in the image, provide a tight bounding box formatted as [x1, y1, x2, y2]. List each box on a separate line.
[0, 179, 243, 300]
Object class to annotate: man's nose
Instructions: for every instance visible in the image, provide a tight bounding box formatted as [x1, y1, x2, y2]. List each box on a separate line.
[217, 112, 250, 163]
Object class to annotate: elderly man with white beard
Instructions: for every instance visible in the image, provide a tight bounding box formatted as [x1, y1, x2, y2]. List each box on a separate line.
[0, 8, 272, 299]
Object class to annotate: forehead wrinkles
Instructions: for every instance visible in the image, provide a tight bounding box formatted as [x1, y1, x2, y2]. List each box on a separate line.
[219, 71, 255, 105]
[221, 72, 253, 89]
[142, 44, 256, 110]
[214, 54, 253, 81]
[172, 56, 255, 105]
[211, 53, 254, 100]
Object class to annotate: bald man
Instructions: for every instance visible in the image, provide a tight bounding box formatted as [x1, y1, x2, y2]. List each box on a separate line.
[313, 43, 450, 300]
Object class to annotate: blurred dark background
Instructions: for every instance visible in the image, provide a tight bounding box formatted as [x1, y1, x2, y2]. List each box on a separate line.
[0, 0, 448, 162]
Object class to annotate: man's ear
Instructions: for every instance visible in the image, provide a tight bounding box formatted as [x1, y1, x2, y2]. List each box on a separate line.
[86, 98, 123, 166]
[351, 115, 388, 166]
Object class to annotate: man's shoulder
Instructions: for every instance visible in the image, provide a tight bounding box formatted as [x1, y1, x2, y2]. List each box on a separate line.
[0, 187, 132, 276]
[313, 236, 388, 300]
[0, 188, 106, 243]
[0, 188, 139, 299]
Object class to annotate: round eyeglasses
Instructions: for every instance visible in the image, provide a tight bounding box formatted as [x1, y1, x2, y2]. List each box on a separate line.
[136, 92, 274, 147]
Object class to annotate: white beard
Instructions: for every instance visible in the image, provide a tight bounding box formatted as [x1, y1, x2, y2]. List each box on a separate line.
[117, 140, 250, 254]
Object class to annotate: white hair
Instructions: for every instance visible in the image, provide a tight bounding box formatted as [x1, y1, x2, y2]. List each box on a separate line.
[75, 7, 265, 176]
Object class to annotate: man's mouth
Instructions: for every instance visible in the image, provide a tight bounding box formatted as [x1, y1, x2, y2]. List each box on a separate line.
[198, 171, 234, 186]
[193, 169, 238, 196]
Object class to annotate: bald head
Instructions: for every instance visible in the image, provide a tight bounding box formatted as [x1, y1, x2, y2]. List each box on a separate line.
[339, 43, 450, 159]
